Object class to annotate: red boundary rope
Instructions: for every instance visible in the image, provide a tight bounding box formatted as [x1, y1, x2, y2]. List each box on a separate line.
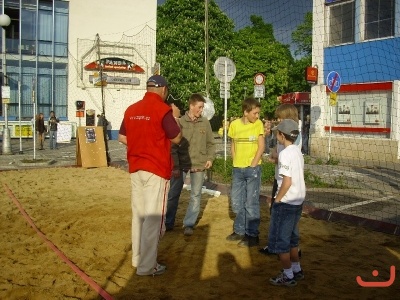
[3, 183, 114, 300]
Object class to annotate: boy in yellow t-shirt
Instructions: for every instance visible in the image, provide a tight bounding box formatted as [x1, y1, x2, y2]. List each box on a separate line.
[226, 97, 265, 247]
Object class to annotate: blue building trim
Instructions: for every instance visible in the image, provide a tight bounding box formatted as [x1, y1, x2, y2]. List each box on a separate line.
[324, 37, 400, 84]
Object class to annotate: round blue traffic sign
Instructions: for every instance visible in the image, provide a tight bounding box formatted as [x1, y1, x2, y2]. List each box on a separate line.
[326, 71, 341, 93]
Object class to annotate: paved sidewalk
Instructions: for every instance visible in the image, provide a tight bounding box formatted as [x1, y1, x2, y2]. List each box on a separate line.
[0, 138, 128, 170]
[0, 135, 228, 171]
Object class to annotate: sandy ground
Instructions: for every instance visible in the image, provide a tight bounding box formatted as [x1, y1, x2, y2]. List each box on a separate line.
[1, 167, 400, 300]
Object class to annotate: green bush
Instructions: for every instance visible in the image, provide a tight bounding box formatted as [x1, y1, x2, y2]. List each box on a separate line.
[211, 157, 347, 189]
[210, 157, 275, 184]
[261, 161, 275, 183]
[210, 157, 233, 183]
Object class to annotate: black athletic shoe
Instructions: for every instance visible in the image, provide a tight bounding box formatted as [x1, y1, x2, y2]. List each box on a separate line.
[269, 272, 297, 287]
[226, 232, 244, 241]
[259, 245, 276, 255]
[293, 269, 304, 280]
[238, 234, 259, 247]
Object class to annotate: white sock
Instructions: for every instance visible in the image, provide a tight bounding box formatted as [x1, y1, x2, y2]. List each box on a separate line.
[292, 261, 301, 273]
[283, 268, 294, 279]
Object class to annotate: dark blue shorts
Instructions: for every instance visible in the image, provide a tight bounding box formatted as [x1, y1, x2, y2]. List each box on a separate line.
[267, 202, 303, 253]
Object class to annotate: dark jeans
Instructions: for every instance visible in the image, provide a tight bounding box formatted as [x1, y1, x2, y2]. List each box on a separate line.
[270, 179, 278, 215]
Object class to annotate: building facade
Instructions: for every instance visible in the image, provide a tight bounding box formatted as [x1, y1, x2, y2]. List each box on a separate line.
[0, 0, 157, 140]
[311, 0, 400, 162]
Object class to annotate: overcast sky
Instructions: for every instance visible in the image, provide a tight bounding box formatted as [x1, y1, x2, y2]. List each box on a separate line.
[156, 0, 312, 49]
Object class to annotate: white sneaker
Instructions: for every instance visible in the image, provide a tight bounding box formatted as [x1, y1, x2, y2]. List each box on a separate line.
[136, 263, 166, 276]
[152, 263, 166, 276]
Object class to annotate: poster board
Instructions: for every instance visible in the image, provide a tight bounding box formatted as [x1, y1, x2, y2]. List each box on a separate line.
[76, 126, 108, 168]
[364, 101, 380, 124]
[337, 101, 351, 124]
[57, 123, 72, 143]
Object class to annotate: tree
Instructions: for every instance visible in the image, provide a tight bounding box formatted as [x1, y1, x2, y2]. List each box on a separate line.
[229, 15, 293, 118]
[292, 12, 312, 57]
[157, 1, 310, 120]
[157, 0, 234, 115]
[287, 56, 312, 92]
[287, 11, 313, 92]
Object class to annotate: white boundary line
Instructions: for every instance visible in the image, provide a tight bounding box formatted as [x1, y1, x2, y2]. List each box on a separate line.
[330, 195, 395, 212]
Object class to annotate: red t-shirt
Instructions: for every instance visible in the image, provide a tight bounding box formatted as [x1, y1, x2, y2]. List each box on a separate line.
[119, 92, 180, 179]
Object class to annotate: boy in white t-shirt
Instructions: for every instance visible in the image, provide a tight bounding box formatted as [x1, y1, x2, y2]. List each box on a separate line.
[267, 119, 306, 287]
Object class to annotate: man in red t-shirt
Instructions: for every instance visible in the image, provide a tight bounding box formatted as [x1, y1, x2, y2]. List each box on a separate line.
[118, 75, 181, 276]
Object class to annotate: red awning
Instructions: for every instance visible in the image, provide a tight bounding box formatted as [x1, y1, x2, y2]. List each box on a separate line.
[278, 92, 311, 104]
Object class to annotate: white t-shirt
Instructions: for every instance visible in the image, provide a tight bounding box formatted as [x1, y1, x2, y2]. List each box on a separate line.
[275, 144, 306, 205]
[274, 123, 303, 180]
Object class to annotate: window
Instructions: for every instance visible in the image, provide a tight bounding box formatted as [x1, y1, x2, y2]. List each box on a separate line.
[38, 9, 53, 56]
[329, 1, 355, 45]
[365, 0, 394, 40]
[4, 8, 20, 53]
[54, 0, 69, 57]
[21, 9, 36, 55]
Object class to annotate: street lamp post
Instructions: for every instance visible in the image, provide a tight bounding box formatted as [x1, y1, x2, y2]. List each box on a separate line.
[0, 13, 11, 155]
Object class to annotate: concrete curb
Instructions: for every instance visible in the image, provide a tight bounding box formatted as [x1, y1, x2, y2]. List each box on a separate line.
[203, 181, 400, 237]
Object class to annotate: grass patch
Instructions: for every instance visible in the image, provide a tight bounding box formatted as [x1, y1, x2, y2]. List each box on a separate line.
[327, 156, 340, 165]
[210, 157, 275, 184]
[304, 169, 328, 187]
[211, 156, 347, 188]
[314, 158, 324, 165]
[303, 155, 312, 164]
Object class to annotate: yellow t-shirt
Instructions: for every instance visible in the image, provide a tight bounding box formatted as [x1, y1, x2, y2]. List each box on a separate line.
[228, 118, 264, 167]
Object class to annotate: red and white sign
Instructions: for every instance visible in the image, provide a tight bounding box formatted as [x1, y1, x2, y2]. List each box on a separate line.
[84, 57, 145, 73]
[305, 66, 318, 84]
[254, 73, 265, 85]
[279, 92, 311, 104]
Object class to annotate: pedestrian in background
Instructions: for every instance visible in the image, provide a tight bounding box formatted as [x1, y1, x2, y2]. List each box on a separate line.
[302, 114, 310, 155]
[97, 113, 111, 164]
[263, 117, 273, 155]
[118, 75, 181, 276]
[48, 111, 59, 150]
[36, 112, 46, 150]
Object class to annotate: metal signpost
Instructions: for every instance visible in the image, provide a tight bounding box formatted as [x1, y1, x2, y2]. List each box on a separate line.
[32, 79, 36, 160]
[326, 71, 341, 160]
[1, 85, 11, 154]
[18, 81, 23, 154]
[213, 57, 236, 161]
[0, 13, 11, 155]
